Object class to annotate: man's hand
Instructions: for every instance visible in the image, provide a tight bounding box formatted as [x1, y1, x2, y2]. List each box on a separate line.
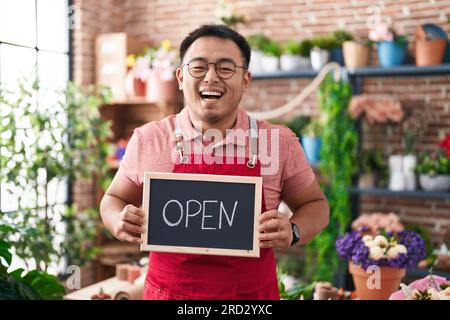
[258, 210, 293, 249]
[112, 204, 145, 244]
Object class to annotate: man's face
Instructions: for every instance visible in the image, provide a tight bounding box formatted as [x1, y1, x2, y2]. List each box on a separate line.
[176, 36, 251, 124]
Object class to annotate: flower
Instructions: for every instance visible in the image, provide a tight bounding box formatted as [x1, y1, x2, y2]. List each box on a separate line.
[336, 228, 426, 271]
[149, 40, 179, 81]
[351, 212, 404, 234]
[368, 22, 407, 45]
[389, 274, 450, 300]
[215, 0, 246, 27]
[438, 134, 450, 157]
[348, 94, 404, 125]
[416, 149, 450, 176]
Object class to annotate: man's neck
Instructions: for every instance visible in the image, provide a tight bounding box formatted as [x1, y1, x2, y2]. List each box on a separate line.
[188, 110, 238, 139]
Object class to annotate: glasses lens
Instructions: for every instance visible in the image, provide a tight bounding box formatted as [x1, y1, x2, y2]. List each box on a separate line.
[188, 61, 207, 78]
[216, 61, 235, 79]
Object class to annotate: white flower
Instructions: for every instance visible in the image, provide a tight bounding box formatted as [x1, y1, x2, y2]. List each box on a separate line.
[374, 235, 389, 247]
[362, 235, 373, 243]
[369, 246, 385, 260]
[396, 244, 408, 255]
[386, 247, 399, 259]
[364, 240, 377, 248]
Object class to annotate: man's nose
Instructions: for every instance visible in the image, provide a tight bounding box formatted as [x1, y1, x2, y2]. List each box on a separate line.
[204, 64, 220, 83]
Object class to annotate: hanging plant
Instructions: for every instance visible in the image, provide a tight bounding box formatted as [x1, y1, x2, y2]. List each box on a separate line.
[305, 73, 358, 282]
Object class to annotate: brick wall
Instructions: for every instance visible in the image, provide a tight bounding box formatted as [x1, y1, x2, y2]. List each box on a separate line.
[72, 0, 450, 245]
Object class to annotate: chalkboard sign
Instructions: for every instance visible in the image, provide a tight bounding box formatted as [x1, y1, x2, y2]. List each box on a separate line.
[140, 172, 262, 257]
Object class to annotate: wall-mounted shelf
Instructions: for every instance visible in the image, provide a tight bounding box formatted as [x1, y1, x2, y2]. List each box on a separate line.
[251, 63, 450, 80]
[349, 187, 450, 200]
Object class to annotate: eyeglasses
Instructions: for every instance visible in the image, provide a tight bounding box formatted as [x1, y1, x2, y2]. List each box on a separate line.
[182, 59, 247, 80]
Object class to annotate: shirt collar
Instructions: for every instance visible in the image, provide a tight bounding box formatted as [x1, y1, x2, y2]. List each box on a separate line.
[177, 106, 250, 147]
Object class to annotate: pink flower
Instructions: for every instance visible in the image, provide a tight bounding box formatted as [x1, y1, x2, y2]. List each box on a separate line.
[369, 23, 394, 42]
[389, 275, 449, 300]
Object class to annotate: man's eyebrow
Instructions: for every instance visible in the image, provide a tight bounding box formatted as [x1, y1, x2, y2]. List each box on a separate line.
[187, 57, 238, 64]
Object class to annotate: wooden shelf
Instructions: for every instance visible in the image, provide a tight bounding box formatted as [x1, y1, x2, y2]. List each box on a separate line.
[348, 186, 450, 200]
[107, 97, 156, 105]
[251, 63, 450, 80]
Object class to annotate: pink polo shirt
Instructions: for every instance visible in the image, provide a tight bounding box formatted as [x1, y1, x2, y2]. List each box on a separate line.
[117, 107, 315, 211]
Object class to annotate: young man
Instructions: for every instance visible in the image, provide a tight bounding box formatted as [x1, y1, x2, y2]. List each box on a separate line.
[100, 24, 329, 300]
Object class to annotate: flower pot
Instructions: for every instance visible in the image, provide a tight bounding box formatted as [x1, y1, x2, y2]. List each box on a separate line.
[310, 48, 329, 71]
[260, 55, 279, 72]
[415, 38, 447, 66]
[359, 173, 375, 188]
[249, 50, 264, 73]
[377, 41, 407, 68]
[419, 174, 450, 192]
[280, 54, 302, 71]
[444, 42, 450, 63]
[402, 154, 417, 191]
[343, 41, 371, 69]
[146, 69, 181, 105]
[125, 69, 147, 97]
[301, 136, 322, 165]
[329, 47, 345, 66]
[349, 262, 405, 300]
[298, 56, 311, 69]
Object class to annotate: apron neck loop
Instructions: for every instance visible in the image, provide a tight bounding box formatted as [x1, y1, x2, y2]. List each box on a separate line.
[174, 115, 188, 164]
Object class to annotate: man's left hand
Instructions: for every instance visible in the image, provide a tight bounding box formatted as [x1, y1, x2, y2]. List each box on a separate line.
[258, 210, 293, 249]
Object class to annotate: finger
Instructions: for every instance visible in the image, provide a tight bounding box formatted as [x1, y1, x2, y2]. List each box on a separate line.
[259, 219, 281, 233]
[258, 210, 280, 223]
[259, 240, 283, 249]
[258, 231, 286, 241]
[122, 221, 145, 234]
[123, 210, 145, 226]
[125, 204, 144, 217]
[122, 233, 143, 244]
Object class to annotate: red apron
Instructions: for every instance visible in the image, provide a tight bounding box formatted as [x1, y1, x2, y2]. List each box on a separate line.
[143, 115, 280, 300]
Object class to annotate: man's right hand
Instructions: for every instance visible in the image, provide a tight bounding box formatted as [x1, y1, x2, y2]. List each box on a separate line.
[112, 204, 145, 244]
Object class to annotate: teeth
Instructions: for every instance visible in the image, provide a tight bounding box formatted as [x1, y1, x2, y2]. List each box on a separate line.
[200, 91, 223, 96]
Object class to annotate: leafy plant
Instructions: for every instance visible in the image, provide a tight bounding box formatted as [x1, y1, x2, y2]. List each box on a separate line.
[358, 148, 385, 174]
[302, 118, 323, 137]
[0, 239, 65, 299]
[0, 75, 112, 272]
[305, 73, 357, 282]
[261, 40, 282, 57]
[277, 270, 316, 300]
[416, 149, 450, 176]
[298, 39, 313, 58]
[282, 40, 301, 55]
[331, 30, 354, 48]
[311, 36, 336, 50]
[274, 116, 310, 138]
[246, 34, 271, 51]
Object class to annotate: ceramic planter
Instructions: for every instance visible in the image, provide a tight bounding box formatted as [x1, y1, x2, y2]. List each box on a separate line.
[349, 262, 405, 300]
[301, 136, 322, 166]
[260, 55, 279, 72]
[402, 154, 417, 191]
[146, 69, 181, 105]
[389, 155, 405, 191]
[415, 38, 447, 66]
[280, 54, 302, 71]
[377, 41, 408, 68]
[329, 47, 345, 66]
[310, 48, 329, 71]
[343, 41, 371, 69]
[419, 174, 450, 192]
[249, 50, 264, 73]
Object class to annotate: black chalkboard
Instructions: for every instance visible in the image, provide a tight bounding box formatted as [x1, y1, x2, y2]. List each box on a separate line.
[141, 172, 262, 257]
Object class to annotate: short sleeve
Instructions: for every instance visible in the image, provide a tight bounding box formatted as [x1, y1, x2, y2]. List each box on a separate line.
[281, 130, 316, 197]
[116, 129, 141, 187]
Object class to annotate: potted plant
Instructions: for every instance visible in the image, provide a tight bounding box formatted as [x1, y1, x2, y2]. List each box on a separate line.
[298, 39, 313, 69]
[310, 36, 334, 71]
[369, 22, 408, 68]
[416, 149, 450, 192]
[329, 30, 354, 66]
[336, 228, 426, 300]
[301, 118, 323, 166]
[415, 23, 448, 66]
[357, 149, 386, 188]
[343, 38, 372, 69]
[260, 39, 281, 72]
[390, 273, 450, 300]
[247, 33, 271, 73]
[280, 40, 302, 71]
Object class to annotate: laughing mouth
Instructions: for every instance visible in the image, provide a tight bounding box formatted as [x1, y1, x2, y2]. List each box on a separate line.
[199, 90, 224, 100]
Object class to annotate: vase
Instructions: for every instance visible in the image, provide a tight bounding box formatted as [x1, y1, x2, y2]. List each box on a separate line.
[310, 48, 329, 71]
[388, 155, 405, 191]
[343, 41, 371, 69]
[349, 262, 405, 300]
[377, 41, 407, 68]
[402, 154, 417, 191]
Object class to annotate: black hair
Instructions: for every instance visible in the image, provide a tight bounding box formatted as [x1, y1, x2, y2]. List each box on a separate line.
[179, 24, 251, 68]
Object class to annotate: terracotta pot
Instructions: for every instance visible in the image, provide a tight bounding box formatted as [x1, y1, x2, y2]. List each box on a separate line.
[343, 41, 371, 69]
[349, 262, 405, 300]
[146, 69, 181, 105]
[415, 39, 447, 66]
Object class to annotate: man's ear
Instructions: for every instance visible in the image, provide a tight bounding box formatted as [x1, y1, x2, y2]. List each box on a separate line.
[176, 67, 183, 89]
[243, 70, 252, 92]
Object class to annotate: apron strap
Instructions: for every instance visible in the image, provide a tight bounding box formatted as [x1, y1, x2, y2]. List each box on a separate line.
[174, 114, 188, 163]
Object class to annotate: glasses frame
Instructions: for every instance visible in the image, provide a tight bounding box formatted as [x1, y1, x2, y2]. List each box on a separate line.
[182, 59, 248, 80]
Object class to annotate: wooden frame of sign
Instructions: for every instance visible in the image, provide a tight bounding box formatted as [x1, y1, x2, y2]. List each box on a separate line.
[141, 172, 262, 258]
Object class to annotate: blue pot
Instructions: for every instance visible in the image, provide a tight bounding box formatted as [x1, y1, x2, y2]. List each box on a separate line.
[301, 136, 322, 165]
[377, 41, 407, 67]
[330, 47, 345, 66]
[444, 41, 450, 63]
